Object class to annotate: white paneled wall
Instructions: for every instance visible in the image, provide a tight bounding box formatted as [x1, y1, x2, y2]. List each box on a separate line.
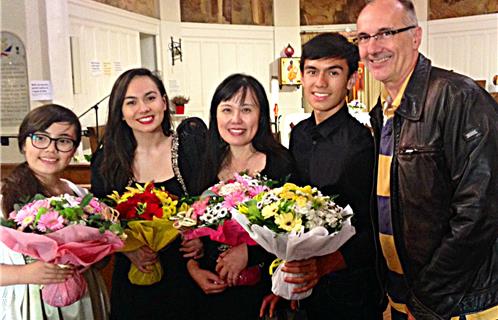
[428, 13, 498, 90]
[68, 0, 160, 127]
[180, 23, 274, 122]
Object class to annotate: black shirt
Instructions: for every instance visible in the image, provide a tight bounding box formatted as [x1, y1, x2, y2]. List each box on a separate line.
[289, 106, 376, 269]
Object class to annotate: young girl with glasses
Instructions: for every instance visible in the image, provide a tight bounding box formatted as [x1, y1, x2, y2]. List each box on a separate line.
[0, 104, 109, 319]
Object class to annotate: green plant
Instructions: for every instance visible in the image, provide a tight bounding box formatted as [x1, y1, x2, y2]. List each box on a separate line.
[171, 95, 190, 105]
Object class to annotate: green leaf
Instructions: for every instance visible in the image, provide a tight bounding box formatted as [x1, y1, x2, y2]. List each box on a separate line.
[34, 207, 48, 224]
[80, 193, 93, 207]
[1, 218, 17, 228]
[109, 223, 124, 234]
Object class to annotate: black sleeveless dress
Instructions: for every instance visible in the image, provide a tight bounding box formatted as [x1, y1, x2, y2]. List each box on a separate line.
[90, 119, 207, 320]
[109, 178, 198, 320]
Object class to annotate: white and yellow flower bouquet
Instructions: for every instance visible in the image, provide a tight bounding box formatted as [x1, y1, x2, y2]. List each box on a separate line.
[231, 183, 356, 300]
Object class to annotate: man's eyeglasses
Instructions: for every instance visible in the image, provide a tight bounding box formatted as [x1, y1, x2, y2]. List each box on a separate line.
[28, 133, 76, 152]
[355, 25, 417, 45]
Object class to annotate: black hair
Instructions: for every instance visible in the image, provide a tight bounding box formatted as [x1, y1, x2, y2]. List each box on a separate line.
[300, 32, 359, 77]
[2, 104, 81, 215]
[99, 68, 172, 190]
[200, 73, 290, 189]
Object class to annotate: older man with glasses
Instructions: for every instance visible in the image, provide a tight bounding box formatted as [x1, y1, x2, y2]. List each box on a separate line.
[356, 0, 498, 319]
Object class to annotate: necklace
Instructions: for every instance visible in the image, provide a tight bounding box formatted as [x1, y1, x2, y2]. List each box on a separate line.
[221, 149, 259, 179]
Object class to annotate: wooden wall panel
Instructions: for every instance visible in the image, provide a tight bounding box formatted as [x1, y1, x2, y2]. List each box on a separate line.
[68, 0, 160, 128]
[428, 14, 497, 88]
[180, 24, 274, 122]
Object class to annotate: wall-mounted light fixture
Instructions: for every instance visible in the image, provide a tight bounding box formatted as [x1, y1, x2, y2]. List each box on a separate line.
[169, 37, 182, 65]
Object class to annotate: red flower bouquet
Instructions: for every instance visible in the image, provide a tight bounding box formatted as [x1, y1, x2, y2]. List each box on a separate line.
[108, 182, 180, 285]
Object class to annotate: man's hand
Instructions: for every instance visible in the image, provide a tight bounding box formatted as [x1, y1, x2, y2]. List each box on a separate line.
[123, 246, 157, 273]
[187, 259, 227, 294]
[259, 293, 300, 318]
[260, 293, 281, 318]
[282, 251, 346, 293]
[215, 243, 248, 286]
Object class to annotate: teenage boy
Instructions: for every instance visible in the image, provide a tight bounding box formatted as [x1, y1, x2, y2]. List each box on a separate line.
[260, 32, 385, 320]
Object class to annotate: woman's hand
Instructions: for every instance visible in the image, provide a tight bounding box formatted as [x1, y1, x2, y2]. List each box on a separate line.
[123, 246, 157, 273]
[0, 261, 74, 286]
[187, 259, 227, 294]
[180, 238, 203, 259]
[215, 243, 248, 286]
[26, 261, 75, 285]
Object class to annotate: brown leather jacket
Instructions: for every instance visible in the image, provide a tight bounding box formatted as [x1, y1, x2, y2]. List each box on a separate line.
[369, 54, 498, 319]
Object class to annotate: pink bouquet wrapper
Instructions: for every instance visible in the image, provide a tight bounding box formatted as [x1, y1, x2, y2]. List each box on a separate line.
[0, 224, 124, 307]
[182, 219, 257, 247]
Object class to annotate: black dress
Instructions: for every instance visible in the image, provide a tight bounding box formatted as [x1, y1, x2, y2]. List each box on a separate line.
[196, 149, 295, 320]
[108, 178, 198, 320]
[90, 119, 206, 320]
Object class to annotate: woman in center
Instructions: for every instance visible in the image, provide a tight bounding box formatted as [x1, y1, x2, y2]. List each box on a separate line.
[187, 73, 295, 320]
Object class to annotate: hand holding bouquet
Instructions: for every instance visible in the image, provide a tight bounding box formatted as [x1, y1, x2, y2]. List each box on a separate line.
[108, 182, 179, 285]
[232, 183, 355, 299]
[171, 173, 272, 286]
[0, 193, 125, 307]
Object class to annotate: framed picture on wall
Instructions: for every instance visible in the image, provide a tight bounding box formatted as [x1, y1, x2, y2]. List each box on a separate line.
[279, 57, 301, 86]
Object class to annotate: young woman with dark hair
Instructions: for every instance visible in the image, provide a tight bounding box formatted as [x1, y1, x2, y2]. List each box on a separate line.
[188, 73, 295, 320]
[90, 68, 206, 320]
[0, 104, 109, 319]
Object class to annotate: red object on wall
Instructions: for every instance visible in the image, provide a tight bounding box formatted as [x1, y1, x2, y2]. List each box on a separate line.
[284, 44, 294, 57]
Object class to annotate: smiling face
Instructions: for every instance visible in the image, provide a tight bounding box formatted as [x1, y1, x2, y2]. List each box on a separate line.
[24, 122, 77, 180]
[301, 57, 355, 123]
[216, 89, 260, 148]
[121, 76, 167, 135]
[356, 0, 421, 94]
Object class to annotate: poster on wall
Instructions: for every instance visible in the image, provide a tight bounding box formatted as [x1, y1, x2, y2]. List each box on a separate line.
[1, 31, 30, 132]
[279, 57, 301, 86]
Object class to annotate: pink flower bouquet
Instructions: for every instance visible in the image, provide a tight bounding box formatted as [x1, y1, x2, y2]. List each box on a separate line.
[0, 194, 125, 307]
[171, 173, 273, 285]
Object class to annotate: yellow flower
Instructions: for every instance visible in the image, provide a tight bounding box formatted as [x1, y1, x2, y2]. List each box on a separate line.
[291, 186, 314, 203]
[298, 185, 313, 195]
[107, 190, 122, 203]
[282, 183, 299, 191]
[262, 202, 279, 219]
[109, 184, 144, 204]
[280, 190, 296, 200]
[178, 202, 190, 213]
[162, 205, 177, 219]
[237, 204, 249, 215]
[295, 196, 308, 207]
[152, 189, 172, 205]
[274, 212, 302, 232]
